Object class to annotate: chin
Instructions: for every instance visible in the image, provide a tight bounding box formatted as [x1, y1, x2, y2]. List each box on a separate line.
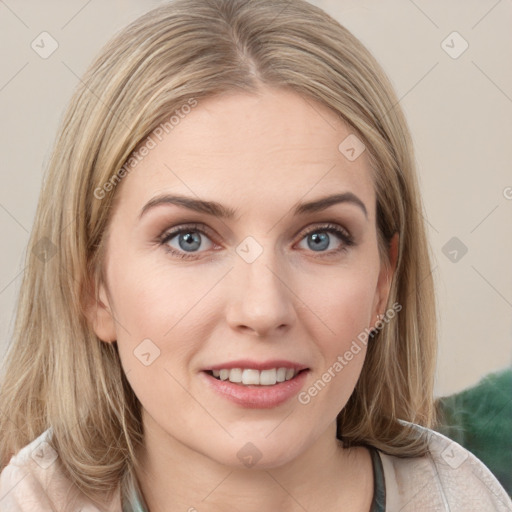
[203, 436, 306, 470]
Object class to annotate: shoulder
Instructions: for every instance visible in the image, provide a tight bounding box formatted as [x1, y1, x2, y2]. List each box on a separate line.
[378, 421, 512, 511]
[0, 428, 121, 511]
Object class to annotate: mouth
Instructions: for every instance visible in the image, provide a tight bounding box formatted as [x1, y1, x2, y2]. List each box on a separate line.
[204, 367, 309, 387]
[201, 366, 311, 408]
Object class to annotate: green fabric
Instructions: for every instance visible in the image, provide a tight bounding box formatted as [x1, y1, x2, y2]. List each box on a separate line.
[435, 367, 512, 496]
[369, 446, 386, 512]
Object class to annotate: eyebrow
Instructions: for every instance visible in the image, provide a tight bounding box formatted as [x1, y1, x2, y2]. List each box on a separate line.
[139, 192, 368, 220]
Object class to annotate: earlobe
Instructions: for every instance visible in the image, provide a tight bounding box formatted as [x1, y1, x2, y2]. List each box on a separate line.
[83, 279, 117, 343]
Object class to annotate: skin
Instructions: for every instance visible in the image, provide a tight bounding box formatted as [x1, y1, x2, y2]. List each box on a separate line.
[89, 86, 398, 512]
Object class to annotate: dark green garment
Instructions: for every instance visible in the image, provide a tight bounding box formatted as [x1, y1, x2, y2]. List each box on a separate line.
[368, 446, 386, 512]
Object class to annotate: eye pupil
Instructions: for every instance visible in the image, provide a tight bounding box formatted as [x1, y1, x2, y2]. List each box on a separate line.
[179, 232, 201, 251]
[308, 232, 329, 251]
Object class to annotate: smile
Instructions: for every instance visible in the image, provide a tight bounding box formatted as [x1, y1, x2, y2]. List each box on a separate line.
[206, 367, 303, 386]
[201, 367, 310, 408]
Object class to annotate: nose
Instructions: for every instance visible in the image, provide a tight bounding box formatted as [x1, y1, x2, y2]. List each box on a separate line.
[225, 247, 296, 338]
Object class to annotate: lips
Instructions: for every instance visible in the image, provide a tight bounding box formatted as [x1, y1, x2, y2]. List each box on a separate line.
[200, 360, 310, 408]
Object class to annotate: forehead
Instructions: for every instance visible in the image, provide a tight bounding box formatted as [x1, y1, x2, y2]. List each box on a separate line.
[114, 87, 375, 219]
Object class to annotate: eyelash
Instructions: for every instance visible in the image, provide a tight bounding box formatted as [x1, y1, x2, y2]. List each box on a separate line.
[158, 222, 354, 260]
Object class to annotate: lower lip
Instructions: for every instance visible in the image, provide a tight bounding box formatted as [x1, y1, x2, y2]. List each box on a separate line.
[201, 370, 309, 409]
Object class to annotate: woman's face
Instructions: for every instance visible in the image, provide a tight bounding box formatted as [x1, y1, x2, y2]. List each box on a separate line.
[91, 86, 394, 468]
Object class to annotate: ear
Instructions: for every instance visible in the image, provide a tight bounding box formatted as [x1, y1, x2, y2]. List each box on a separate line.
[83, 276, 117, 343]
[372, 232, 399, 321]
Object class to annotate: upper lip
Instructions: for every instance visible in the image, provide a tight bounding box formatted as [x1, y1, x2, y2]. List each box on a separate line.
[204, 360, 309, 372]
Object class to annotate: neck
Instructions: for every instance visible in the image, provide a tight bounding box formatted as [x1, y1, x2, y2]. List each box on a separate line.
[134, 411, 373, 512]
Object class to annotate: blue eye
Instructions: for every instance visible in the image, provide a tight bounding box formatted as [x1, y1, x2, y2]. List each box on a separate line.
[297, 224, 354, 255]
[159, 224, 215, 259]
[158, 222, 354, 260]
[170, 231, 201, 252]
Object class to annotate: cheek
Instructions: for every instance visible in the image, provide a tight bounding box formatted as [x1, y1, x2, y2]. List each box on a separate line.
[107, 258, 208, 427]
[107, 251, 217, 339]
[295, 264, 379, 406]
[106, 251, 227, 403]
[303, 262, 379, 346]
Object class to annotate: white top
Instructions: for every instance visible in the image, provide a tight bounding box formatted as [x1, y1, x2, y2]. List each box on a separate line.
[0, 423, 511, 511]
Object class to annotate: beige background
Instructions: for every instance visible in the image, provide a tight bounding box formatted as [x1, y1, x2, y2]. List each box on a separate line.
[0, 0, 511, 397]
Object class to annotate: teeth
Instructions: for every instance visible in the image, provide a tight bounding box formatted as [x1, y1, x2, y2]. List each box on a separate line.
[242, 369, 260, 385]
[259, 369, 277, 386]
[228, 368, 242, 383]
[210, 367, 300, 385]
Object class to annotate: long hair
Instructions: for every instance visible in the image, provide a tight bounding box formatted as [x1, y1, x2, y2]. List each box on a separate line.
[0, 0, 437, 505]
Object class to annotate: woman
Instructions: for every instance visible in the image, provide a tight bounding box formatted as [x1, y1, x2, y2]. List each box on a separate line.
[0, 0, 510, 510]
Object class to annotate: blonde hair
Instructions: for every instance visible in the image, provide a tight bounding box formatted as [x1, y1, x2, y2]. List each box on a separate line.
[0, 0, 437, 505]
